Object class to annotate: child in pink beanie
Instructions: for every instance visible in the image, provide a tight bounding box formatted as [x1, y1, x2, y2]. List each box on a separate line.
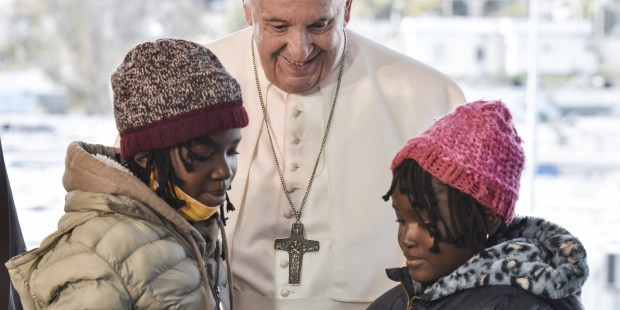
[368, 100, 588, 309]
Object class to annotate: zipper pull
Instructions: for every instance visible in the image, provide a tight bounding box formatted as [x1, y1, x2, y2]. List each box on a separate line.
[213, 286, 224, 310]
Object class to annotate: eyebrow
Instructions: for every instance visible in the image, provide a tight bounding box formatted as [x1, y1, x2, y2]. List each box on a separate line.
[200, 136, 218, 148]
[196, 136, 241, 149]
[262, 9, 338, 25]
[262, 17, 288, 23]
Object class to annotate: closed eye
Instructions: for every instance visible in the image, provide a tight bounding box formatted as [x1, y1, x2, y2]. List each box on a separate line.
[309, 17, 336, 34]
[273, 25, 288, 32]
[191, 151, 213, 162]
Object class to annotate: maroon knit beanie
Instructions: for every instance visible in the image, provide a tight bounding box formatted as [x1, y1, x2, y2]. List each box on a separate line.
[112, 39, 248, 160]
[391, 100, 524, 223]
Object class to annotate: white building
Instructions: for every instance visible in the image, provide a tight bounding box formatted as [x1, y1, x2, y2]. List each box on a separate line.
[398, 16, 598, 79]
[0, 68, 66, 114]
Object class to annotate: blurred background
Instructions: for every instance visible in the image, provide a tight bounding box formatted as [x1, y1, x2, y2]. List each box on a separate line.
[1, 0, 619, 308]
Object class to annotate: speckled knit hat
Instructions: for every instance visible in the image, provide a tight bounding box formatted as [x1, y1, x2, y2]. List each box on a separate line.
[112, 38, 248, 160]
[391, 100, 524, 223]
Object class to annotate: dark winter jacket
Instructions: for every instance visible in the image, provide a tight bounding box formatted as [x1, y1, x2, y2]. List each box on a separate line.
[368, 216, 588, 310]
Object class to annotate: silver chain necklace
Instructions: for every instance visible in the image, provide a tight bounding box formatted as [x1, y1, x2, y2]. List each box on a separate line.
[251, 30, 347, 285]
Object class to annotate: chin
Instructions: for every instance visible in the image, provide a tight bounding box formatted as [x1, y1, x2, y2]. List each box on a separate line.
[409, 271, 437, 285]
[277, 72, 322, 94]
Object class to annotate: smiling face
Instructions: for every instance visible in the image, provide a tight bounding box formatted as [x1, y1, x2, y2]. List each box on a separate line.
[392, 177, 476, 285]
[244, 0, 351, 94]
[170, 128, 241, 207]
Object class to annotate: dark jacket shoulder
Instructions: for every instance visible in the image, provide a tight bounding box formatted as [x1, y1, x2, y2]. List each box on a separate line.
[368, 284, 407, 310]
[429, 285, 583, 310]
[368, 283, 583, 310]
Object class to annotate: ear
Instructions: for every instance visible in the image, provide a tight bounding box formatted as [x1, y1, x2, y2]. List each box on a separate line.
[486, 212, 502, 235]
[132, 152, 149, 168]
[243, 0, 253, 26]
[343, 0, 353, 26]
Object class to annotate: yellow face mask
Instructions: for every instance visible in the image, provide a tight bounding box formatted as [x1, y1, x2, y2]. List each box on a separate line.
[150, 171, 219, 222]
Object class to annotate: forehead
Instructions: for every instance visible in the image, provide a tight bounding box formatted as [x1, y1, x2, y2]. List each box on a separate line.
[252, 0, 342, 22]
[193, 128, 241, 147]
[391, 188, 413, 214]
[391, 178, 449, 214]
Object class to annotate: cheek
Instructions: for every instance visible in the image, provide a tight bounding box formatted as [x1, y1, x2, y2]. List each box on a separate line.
[431, 244, 474, 272]
[314, 35, 338, 54]
[177, 174, 202, 196]
[397, 226, 404, 244]
[229, 157, 238, 177]
[256, 34, 282, 55]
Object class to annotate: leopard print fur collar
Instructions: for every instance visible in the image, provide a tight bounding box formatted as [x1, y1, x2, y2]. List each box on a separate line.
[390, 216, 588, 301]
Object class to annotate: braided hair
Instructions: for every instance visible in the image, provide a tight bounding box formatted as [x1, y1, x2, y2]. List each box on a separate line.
[383, 158, 505, 257]
[124, 135, 217, 210]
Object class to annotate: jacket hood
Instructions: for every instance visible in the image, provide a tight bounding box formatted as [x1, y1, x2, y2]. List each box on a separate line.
[62, 141, 208, 254]
[388, 216, 588, 301]
[6, 142, 225, 310]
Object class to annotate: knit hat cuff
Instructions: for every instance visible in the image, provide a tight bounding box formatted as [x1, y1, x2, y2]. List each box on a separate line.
[392, 137, 518, 223]
[120, 99, 248, 160]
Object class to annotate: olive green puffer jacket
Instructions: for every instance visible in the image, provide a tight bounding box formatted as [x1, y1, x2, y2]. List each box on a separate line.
[6, 142, 231, 310]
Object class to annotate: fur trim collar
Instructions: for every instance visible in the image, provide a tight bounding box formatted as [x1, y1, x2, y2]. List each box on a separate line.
[388, 216, 588, 301]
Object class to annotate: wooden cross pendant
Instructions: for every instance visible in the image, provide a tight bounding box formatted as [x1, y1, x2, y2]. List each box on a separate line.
[274, 222, 319, 285]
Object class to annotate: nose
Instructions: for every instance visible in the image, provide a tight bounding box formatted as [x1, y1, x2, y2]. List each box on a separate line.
[399, 222, 424, 249]
[286, 30, 313, 61]
[211, 155, 234, 181]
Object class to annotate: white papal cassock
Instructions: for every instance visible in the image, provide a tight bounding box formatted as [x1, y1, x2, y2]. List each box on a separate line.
[206, 27, 466, 310]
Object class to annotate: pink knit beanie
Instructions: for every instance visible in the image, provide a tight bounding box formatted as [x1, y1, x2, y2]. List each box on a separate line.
[391, 100, 524, 223]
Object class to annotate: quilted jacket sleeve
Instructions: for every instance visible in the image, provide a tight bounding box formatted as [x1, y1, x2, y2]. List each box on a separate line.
[12, 211, 208, 309]
[31, 253, 132, 309]
[26, 215, 135, 309]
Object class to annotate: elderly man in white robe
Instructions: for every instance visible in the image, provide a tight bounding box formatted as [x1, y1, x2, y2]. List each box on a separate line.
[205, 0, 466, 309]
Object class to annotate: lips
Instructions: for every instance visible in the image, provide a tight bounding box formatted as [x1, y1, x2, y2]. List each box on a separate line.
[405, 255, 424, 269]
[208, 189, 226, 196]
[279, 53, 318, 67]
[201, 189, 227, 206]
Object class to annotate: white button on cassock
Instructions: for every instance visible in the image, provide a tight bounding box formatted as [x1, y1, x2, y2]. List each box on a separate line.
[283, 209, 294, 219]
[288, 162, 299, 171]
[280, 289, 290, 297]
[289, 137, 301, 145]
[280, 260, 289, 268]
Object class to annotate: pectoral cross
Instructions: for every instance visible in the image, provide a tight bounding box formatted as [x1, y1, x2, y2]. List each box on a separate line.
[274, 222, 319, 285]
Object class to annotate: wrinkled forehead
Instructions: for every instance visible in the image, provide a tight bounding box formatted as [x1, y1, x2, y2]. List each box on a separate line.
[250, 0, 345, 21]
[247, 0, 345, 7]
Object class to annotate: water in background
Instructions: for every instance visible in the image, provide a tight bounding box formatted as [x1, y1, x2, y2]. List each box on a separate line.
[1, 113, 117, 248]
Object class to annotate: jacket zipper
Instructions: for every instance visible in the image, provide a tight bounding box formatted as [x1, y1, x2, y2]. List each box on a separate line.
[209, 250, 223, 310]
[211, 285, 223, 310]
[407, 296, 421, 310]
[400, 282, 419, 310]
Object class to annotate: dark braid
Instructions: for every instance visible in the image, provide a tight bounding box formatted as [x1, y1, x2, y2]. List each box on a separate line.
[123, 135, 236, 225]
[383, 158, 504, 256]
[125, 148, 186, 209]
[123, 135, 217, 210]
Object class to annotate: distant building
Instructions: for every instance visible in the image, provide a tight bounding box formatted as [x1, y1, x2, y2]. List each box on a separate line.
[0, 0, 12, 56]
[398, 16, 598, 80]
[602, 25, 620, 68]
[0, 68, 67, 114]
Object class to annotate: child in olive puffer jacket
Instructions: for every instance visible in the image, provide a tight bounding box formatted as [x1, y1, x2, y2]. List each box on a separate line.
[6, 39, 248, 310]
